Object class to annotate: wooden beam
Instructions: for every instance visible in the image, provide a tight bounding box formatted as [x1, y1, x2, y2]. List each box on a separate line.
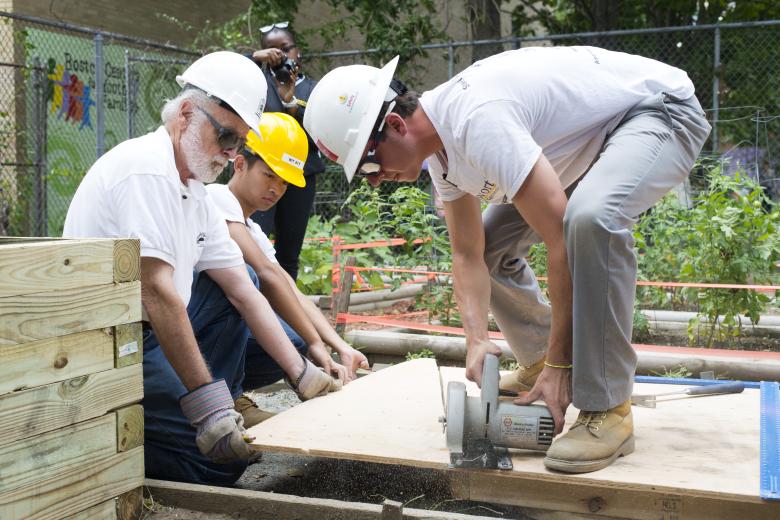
[0, 281, 141, 346]
[63, 499, 117, 520]
[145, 479, 496, 520]
[112, 239, 141, 283]
[0, 446, 143, 520]
[0, 364, 143, 447]
[0, 238, 140, 298]
[115, 405, 144, 453]
[0, 414, 116, 493]
[334, 255, 356, 336]
[113, 322, 142, 368]
[115, 488, 142, 520]
[457, 471, 780, 520]
[0, 328, 114, 396]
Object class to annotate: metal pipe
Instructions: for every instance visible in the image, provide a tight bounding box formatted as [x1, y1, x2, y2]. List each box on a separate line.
[0, 11, 199, 56]
[124, 49, 132, 139]
[95, 33, 105, 158]
[711, 25, 721, 154]
[346, 330, 780, 382]
[309, 19, 780, 58]
[447, 44, 454, 79]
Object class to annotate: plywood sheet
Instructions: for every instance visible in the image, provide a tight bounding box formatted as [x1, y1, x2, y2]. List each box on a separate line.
[439, 367, 760, 501]
[248, 358, 450, 468]
[249, 360, 771, 514]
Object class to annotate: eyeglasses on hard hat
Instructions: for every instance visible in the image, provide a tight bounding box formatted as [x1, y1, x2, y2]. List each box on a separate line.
[196, 106, 245, 151]
[260, 21, 289, 34]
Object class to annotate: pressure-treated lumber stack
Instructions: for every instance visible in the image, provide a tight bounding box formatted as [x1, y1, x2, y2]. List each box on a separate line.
[0, 237, 145, 520]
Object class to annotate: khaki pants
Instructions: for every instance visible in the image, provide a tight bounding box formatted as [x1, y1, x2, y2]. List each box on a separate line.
[483, 93, 711, 410]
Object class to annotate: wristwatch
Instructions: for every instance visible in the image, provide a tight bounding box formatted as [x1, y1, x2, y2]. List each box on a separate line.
[282, 96, 299, 109]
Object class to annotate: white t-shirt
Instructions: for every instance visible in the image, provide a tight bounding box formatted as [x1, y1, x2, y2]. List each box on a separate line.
[206, 183, 279, 263]
[419, 46, 695, 204]
[63, 126, 244, 307]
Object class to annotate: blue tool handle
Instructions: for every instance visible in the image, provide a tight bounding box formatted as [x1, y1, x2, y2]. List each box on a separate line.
[687, 381, 745, 396]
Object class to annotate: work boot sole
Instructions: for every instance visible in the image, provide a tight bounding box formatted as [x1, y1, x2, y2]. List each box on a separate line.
[543, 435, 635, 474]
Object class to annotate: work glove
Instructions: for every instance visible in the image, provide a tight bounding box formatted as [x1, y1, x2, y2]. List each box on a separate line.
[287, 354, 342, 401]
[180, 379, 255, 463]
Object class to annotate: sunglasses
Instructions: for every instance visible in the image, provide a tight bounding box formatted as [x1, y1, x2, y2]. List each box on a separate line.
[260, 21, 289, 34]
[197, 106, 245, 151]
[356, 132, 382, 178]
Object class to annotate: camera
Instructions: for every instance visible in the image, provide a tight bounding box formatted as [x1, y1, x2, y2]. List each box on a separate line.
[272, 57, 297, 85]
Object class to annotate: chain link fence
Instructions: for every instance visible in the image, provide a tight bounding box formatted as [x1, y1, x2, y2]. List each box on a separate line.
[0, 12, 197, 236]
[1, 13, 779, 236]
[308, 20, 780, 209]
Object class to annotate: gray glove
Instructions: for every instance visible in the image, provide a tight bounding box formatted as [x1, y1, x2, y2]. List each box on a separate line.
[287, 355, 342, 401]
[180, 379, 255, 463]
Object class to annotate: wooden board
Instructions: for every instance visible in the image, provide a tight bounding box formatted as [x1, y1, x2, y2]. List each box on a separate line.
[0, 328, 115, 396]
[145, 479, 497, 520]
[0, 238, 140, 298]
[0, 364, 143, 447]
[0, 281, 141, 346]
[248, 358, 448, 468]
[0, 414, 117, 492]
[248, 360, 780, 519]
[0, 446, 143, 520]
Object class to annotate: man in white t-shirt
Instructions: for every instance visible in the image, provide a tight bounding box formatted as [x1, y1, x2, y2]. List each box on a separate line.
[303, 47, 711, 473]
[63, 52, 338, 486]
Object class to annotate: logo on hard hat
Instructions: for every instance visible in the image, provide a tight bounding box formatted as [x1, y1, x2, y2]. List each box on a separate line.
[338, 94, 347, 104]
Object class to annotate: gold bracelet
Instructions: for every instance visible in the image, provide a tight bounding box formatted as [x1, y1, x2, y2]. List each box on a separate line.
[544, 361, 573, 369]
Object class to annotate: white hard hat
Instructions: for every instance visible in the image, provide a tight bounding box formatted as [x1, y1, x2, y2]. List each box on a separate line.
[176, 51, 267, 133]
[303, 56, 399, 182]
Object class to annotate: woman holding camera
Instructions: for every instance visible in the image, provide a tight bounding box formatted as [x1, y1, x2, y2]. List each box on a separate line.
[250, 22, 324, 281]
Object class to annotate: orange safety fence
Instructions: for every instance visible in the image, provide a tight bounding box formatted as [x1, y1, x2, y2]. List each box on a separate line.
[320, 235, 780, 298]
[337, 312, 780, 361]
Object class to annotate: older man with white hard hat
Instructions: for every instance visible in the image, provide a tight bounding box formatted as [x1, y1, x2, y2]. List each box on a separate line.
[64, 51, 339, 486]
[304, 48, 710, 473]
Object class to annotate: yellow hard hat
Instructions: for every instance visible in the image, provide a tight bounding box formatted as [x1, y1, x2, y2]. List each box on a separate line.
[244, 112, 308, 187]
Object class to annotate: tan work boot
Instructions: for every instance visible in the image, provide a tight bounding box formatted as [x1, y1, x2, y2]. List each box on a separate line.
[543, 399, 634, 473]
[234, 394, 276, 429]
[499, 358, 545, 394]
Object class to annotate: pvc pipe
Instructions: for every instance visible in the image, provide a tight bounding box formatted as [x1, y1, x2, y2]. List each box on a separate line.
[346, 330, 780, 382]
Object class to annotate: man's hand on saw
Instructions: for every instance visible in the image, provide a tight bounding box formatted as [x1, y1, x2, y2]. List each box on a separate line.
[465, 339, 503, 387]
[514, 366, 572, 435]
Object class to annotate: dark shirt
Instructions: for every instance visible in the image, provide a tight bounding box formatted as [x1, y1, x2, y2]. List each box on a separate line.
[261, 67, 325, 177]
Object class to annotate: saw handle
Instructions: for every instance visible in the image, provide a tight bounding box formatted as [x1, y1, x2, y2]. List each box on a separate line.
[686, 381, 745, 396]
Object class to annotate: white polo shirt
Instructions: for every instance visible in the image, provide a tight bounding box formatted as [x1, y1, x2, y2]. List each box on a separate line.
[63, 126, 244, 307]
[420, 46, 695, 204]
[206, 183, 278, 263]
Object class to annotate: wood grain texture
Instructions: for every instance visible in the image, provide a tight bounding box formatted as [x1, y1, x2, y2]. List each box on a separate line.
[0, 328, 114, 396]
[115, 405, 144, 453]
[0, 446, 143, 520]
[115, 488, 143, 520]
[248, 360, 774, 518]
[0, 239, 115, 298]
[0, 364, 143, 447]
[112, 239, 141, 283]
[63, 499, 117, 520]
[0, 414, 116, 493]
[247, 358, 448, 468]
[114, 322, 142, 368]
[0, 281, 141, 346]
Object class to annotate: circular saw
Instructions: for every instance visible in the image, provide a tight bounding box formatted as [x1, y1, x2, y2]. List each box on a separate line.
[442, 354, 554, 470]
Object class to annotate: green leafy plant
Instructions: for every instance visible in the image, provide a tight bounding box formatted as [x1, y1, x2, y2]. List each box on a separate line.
[405, 347, 435, 360]
[634, 163, 780, 347]
[650, 364, 693, 379]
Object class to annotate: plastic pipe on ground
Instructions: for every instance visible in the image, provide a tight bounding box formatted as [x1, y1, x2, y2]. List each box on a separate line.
[345, 330, 780, 382]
